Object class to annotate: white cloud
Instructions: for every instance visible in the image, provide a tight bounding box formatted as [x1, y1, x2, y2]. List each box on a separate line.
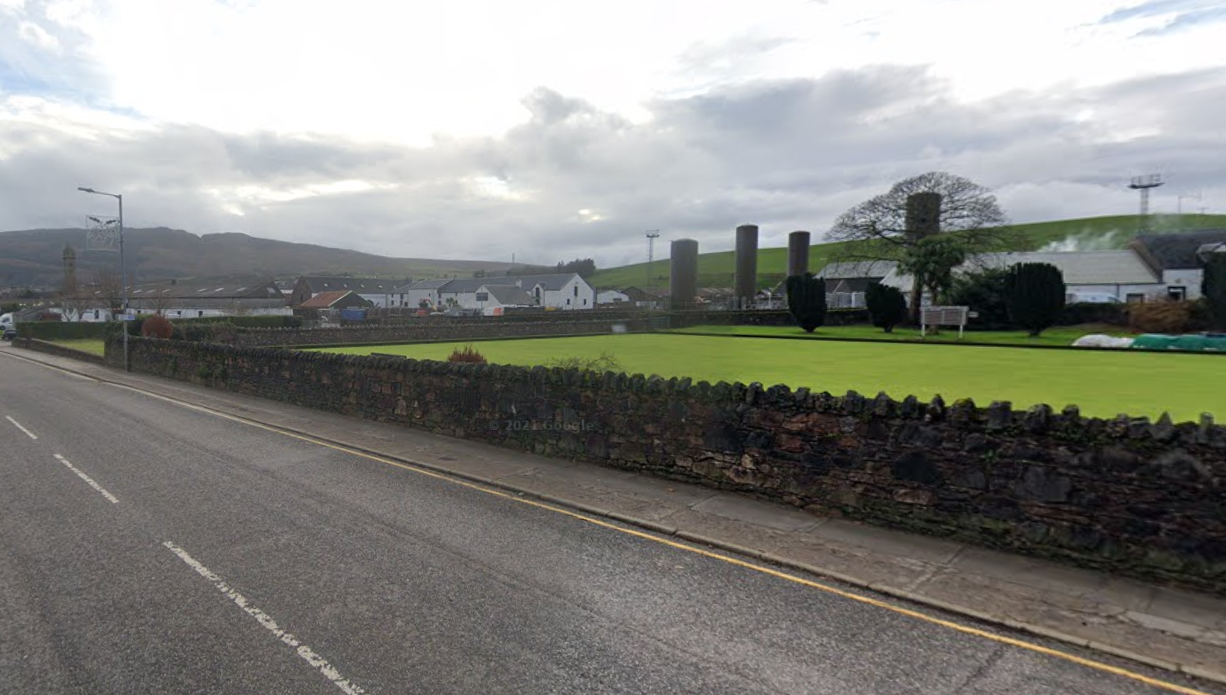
[18, 21, 58, 50]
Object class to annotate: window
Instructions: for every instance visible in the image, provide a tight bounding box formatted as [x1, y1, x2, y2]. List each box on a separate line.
[583, 298, 587, 305]
[566, 298, 571, 305]
[573, 285, 578, 297]
[1167, 286, 1187, 301]
[198, 310, 205, 317]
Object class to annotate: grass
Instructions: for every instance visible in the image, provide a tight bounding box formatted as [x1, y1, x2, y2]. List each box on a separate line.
[587, 213, 1226, 290]
[669, 324, 1135, 348]
[307, 333, 1224, 422]
[51, 338, 106, 356]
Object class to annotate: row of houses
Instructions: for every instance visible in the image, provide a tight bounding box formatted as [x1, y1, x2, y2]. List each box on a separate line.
[290, 273, 601, 315]
[815, 229, 1226, 307]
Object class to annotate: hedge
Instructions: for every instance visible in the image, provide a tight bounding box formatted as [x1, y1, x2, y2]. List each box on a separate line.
[16, 321, 111, 340]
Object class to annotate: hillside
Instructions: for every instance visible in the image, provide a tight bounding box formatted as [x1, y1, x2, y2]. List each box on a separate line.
[588, 213, 1226, 291]
[0, 227, 514, 288]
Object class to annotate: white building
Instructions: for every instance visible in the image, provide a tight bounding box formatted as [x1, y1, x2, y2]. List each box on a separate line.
[63, 278, 292, 321]
[597, 289, 630, 304]
[427, 273, 596, 312]
[395, 278, 451, 310]
[290, 276, 409, 308]
[1129, 229, 1226, 301]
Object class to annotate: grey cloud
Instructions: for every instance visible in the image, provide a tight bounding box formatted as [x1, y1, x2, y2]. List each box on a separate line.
[2, 63, 1225, 269]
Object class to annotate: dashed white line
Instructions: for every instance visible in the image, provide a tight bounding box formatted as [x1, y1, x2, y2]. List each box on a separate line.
[52, 454, 119, 504]
[6, 415, 38, 440]
[162, 541, 366, 695]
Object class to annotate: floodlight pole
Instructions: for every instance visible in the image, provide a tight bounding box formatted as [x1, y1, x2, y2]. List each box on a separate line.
[78, 187, 129, 372]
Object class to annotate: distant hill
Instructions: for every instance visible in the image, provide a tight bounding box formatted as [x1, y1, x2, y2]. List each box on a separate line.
[588, 213, 1226, 291]
[0, 227, 515, 288]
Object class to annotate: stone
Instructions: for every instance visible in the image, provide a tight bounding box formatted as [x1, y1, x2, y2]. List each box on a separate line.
[1014, 465, 1072, 503]
[890, 450, 943, 485]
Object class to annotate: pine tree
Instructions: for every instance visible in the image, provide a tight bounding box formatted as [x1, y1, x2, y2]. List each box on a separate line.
[786, 273, 827, 333]
[1004, 262, 1065, 337]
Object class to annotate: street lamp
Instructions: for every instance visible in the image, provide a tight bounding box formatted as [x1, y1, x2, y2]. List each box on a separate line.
[77, 187, 129, 372]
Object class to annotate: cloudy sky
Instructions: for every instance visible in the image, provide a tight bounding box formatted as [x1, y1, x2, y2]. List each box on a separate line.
[1, 0, 1224, 267]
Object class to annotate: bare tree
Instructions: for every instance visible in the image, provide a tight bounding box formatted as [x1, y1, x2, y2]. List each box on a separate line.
[828, 172, 1015, 321]
[93, 268, 126, 317]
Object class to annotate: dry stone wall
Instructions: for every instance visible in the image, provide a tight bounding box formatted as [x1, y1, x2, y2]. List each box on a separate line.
[107, 336, 1226, 594]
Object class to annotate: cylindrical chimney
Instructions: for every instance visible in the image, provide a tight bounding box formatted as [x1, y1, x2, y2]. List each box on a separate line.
[787, 231, 811, 278]
[734, 224, 759, 309]
[669, 239, 699, 310]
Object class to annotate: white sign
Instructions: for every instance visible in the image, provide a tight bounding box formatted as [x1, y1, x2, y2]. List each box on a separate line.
[120, 312, 136, 322]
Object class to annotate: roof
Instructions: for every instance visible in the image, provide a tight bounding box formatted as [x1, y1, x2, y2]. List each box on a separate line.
[299, 276, 405, 294]
[1130, 229, 1226, 270]
[127, 279, 284, 300]
[514, 273, 581, 291]
[483, 285, 536, 306]
[439, 277, 518, 293]
[976, 250, 1158, 284]
[816, 261, 898, 279]
[400, 278, 453, 292]
[299, 290, 359, 309]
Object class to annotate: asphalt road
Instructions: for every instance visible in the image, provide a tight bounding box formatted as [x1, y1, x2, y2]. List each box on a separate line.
[0, 348, 1220, 695]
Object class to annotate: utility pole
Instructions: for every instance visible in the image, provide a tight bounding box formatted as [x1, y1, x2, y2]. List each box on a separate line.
[645, 230, 660, 289]
[79, 187, 129, 372]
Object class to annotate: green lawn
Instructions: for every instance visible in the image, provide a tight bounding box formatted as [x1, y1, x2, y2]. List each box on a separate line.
[586, 213, 1226, 291]
[52, 339, 106, 356]
[308, 334, 1225, 422]
[669, 324, 1134, 348]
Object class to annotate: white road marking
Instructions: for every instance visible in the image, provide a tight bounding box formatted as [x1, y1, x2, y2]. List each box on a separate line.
[6, 415, 38, 440]
[162, 541, 366, 695]
[52, 454, 119, 504]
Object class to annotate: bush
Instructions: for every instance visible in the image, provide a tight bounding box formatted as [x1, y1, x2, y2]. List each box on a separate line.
[1005, 262, 1065, 337]
[947, 268, 1011, 330]
[141, 314, 173, 339]
[447, 345, 487, 363]
[865, 283, 907, 333]
[1057, 302, 1128, 327]
[1204, 254, 1226, 330]
[544, 352, 623, 372]
[17, 321, 110, 341]
[785, 273, 827, 333]
[1127, 300, 1208, 334]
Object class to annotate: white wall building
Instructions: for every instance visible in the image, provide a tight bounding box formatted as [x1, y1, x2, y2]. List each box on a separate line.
[597, 289, 630, 304]
[430, 273, 596, 312]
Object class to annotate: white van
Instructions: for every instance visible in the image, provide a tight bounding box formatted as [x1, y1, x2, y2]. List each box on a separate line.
[0, 312, 13, 329]
[1066, 292, 1121, 304]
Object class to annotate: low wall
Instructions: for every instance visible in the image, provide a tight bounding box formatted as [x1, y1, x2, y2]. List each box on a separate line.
[220, 317, 668, 348]
[108, 337, 1226, 593]
[14, 337, 106, 365]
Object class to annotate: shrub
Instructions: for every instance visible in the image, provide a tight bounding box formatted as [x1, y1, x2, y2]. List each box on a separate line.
[1127, 300, 1205, 334]
[1204, 254, 1226, 330]
[18, 321, 109, 341]
[1057, 302, 1128, 327]
[1004, 263, 1065, 337]
[447, 344, 487, 363]
[141, 314, 173, 339]
[865, 283, 907, 333]
[545, 351, 623, 372]
[947, 268, 1011, 330]
[785, 273, 827, 333]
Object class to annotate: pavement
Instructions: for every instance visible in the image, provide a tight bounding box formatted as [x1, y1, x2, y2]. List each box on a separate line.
[6, 341, 1226, 688]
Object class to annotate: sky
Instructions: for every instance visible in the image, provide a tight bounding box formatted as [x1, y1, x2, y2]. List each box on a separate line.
[1, 0, 1224, 268]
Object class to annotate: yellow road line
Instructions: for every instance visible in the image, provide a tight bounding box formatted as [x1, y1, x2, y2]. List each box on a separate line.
[18, 358, 1219, 695]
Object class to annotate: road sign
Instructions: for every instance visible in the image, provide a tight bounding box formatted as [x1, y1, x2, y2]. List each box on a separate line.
[120, 312, 136, 322]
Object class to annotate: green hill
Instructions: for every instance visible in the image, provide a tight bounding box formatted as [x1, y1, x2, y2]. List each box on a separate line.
[589, 213, 1226, 291]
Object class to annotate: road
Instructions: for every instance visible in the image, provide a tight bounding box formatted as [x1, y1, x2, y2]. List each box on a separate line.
[0, 347, 1220, 695]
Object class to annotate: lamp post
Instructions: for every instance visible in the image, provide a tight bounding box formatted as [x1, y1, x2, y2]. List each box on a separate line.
[77, 187, 129, 372]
